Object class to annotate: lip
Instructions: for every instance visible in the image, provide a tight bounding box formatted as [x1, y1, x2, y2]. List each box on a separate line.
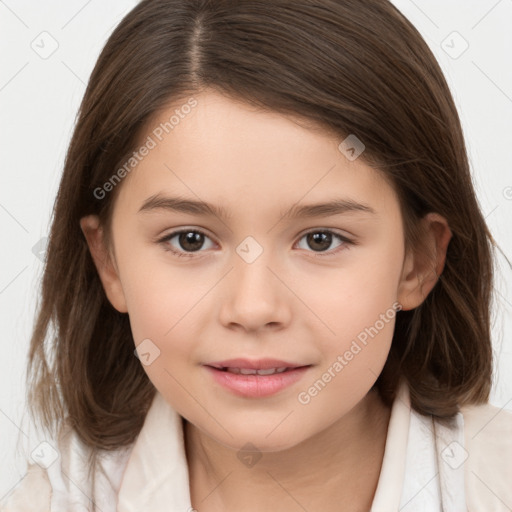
[203, 359, 311, 398]
[206, 358, 305, 370]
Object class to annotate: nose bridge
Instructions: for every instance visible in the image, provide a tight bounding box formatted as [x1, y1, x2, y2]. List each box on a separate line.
[233, 235, 277, 304]
[218, 235, 290, 330]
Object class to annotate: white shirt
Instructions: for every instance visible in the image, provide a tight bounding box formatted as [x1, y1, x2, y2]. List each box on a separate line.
[2, 379, 512, 511]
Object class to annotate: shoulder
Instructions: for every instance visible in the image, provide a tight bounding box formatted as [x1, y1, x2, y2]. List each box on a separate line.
[0, 420, 78, 511]
[0, 463, 51, 511]
[461, 400, 512, 433]
[0, 421, 74, 511]
[460, 401, 512, 511]
[1, 421, 133, 511]
[461, 400, 512, 448]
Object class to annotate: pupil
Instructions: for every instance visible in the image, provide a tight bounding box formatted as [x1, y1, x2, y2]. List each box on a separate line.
[308, 232, 331, 251]
[180, 232, 204, 252]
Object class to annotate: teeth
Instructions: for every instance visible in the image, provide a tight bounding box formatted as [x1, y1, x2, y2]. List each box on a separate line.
[225, 367, 289, 375]
[239, 368, 258, 375]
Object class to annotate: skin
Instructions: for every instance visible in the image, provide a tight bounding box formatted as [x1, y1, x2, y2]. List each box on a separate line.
[81, 89, 452, 512]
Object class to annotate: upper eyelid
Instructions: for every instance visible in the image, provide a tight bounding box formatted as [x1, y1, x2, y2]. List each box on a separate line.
[159, 226, 351, 239]
[159, 227, 216, 243]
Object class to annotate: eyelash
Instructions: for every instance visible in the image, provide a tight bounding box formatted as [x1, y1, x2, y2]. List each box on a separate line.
[157, 228, 355, 259]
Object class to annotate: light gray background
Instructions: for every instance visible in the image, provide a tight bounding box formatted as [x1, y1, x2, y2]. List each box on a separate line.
[1, 0, 511, 500]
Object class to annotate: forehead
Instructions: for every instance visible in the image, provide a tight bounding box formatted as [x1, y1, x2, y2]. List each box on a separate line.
[114, 90, 398, 219]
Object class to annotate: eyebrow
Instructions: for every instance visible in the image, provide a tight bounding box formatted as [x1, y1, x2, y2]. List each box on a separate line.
[138, 193, 377, 220]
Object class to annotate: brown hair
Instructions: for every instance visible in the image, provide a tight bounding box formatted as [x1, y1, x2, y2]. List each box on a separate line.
[27, 0, 498, 470]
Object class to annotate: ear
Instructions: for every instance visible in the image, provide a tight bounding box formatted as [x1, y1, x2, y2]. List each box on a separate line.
[397, 212, 452, 311]
[79, 215, 128, 313]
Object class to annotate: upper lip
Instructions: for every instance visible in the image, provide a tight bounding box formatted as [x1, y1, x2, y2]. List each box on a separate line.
[205, 358, 309, 370]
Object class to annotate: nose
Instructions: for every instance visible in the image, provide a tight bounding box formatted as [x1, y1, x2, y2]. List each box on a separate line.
[218, 247, 292, 333]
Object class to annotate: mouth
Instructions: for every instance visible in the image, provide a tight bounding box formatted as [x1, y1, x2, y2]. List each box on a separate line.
[203, 359, 312, 398]
[206, 358, 309, 371]
[209, 366, 307, 375]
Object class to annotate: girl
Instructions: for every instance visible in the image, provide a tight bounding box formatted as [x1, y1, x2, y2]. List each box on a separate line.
[2, 0, 511, 511]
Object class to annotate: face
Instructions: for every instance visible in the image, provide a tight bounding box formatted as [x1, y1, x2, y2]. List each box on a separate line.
[86, 90, 420, 452]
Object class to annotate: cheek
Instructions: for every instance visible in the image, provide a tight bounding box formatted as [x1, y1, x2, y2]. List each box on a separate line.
[298, 235, 403, 393]
[115, 239, 204, 335]
[124, 275, 202, 406]
[124, 274, 204, 363]
[116, 248, 215, 385]
[309, 236, 402, 339]
[295, 268, 400, 428]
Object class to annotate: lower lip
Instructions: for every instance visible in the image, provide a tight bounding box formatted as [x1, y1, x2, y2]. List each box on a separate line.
[204, 365, 311, 398]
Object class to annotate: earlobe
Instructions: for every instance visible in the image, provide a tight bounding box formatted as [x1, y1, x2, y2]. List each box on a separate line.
[79, 215, 128, 313]
[397, 213, 452, 311]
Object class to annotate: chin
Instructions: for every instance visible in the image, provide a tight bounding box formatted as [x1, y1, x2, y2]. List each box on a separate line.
[206, 425, 306, 454]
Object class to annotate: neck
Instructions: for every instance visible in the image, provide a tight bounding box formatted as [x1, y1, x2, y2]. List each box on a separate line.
[184, 388, 392, 512]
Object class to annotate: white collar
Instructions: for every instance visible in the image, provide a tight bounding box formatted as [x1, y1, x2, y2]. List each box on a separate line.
[115, 379, 466, 511]
[371, 380, 466, 511]
[116, 390, 191, 511]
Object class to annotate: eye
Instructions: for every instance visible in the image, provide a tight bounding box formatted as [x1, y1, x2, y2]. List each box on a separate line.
[158, 228, 215, 258]
[157, 228, 354, 259]
[295, 229, 353, 256]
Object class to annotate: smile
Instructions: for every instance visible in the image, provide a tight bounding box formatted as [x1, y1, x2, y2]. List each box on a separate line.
[218, 367, 290, 375]
[204, 365, 311, 398]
